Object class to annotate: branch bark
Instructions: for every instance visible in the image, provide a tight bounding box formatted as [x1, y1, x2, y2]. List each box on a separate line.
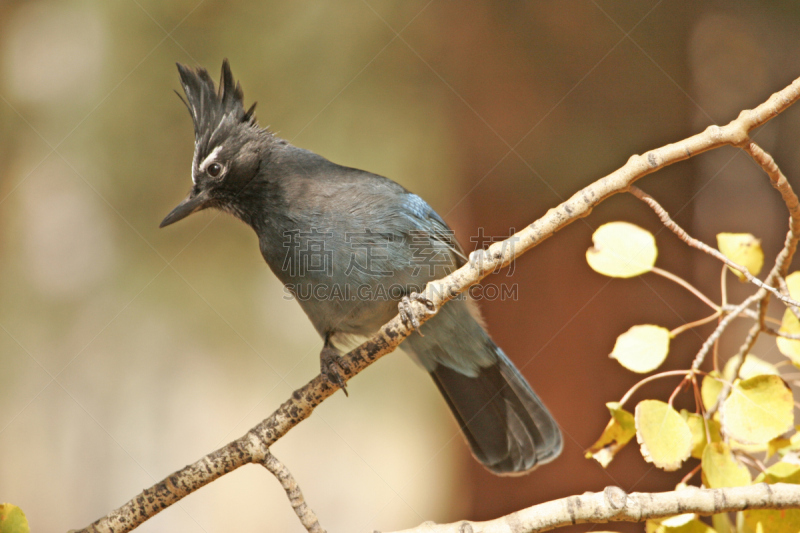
[74, 76, 800, 533]
[261, 452, 325, 533]
[384, 484, 800, 533]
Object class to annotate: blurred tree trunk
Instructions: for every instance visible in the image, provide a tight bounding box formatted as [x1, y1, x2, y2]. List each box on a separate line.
[421, 2, 698, 528]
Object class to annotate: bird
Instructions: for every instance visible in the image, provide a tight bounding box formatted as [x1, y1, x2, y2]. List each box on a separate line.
[160, 59, 562, 475]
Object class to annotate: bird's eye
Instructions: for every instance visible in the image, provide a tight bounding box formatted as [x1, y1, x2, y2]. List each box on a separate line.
[207, 162, 223, 177]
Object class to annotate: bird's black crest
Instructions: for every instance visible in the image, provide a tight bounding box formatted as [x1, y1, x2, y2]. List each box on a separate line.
[175, 59, 258, 144]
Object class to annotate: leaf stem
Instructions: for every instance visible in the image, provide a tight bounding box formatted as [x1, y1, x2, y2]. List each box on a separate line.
[670, 311, 723, 337]
[619, 370, 692, 408]
[652, 267, 720, 311]
[680, 462, 702, 485]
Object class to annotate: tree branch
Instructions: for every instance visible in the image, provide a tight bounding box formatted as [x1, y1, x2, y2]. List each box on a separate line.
[261, 451, 325, 533]
[629, 186, 800, 308]
[74, 76, 800, 533]
[384, 484, 800, 533]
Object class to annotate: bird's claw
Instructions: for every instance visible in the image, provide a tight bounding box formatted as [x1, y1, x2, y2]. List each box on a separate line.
[399, 292, 436, 334]
[320, 346, 350, 396]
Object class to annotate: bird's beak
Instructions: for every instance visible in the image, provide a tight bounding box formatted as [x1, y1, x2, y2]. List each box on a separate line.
[159, 188, 210, 228]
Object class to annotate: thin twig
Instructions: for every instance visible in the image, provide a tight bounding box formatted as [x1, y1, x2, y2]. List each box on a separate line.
[651, 267, 720, 310]
[721, 304, 759, 320]
[261, 452, 326, 533]
[743, 141, 800, 265]
[763, 326, 800, 340]
[680, 463, 702, 485]
[667, 377, 688, 406]
[692, 294, 761, 373]
[729, 322, 762, 378]
[721, 265, 728, 308]
[670, 311, 722, 337]
[630, 186, 800, 309]
[618, 370, 691, 408]
[713, 140, 800, 411]
[705, 294, 764, 418]
[715, 266, 728, 374]
[734, 451, 767, 474]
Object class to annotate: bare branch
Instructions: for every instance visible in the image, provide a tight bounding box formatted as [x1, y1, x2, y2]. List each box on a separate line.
[693, 293, 761, 373]
[763, 326, 800, 340]
[743, 141, 800, 271]
[729, 320, 762, 375]
[651, 266, 720, 311]
[669, 310, 721, 337]
[629, 186, 800, 308]
[385, 484, 800, 533]
[618, 370, 691, 407]
[74, 76, 800, 533]
[719, 140, 800, 389]
[261, 451, 325, 533]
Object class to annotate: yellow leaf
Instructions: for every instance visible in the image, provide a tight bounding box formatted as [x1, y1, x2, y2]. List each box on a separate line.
[610, 325, 671, 373]
[744, 509, 800, 533]
[701, 371, 725, 412]
[767, 436, 793, 459]
[635, 400, 692, 471]
[586, 222, 657, 278]
[728, 438, 767, 455]
[721, 375, 794, 444]
[786, 271, 800, 299]
[754, 461, 800, 484]
[746, 461, 800, 532]
[716, 232, 764, 281]
[681, 410, 721, 459]
[652, 514, 716, 533]
[776, 307, 800, 366]
[701, 442, 751, 488]
[585, 402, 636, 467]
[722, 354, 778, 381]
[712, 512, 734, 533]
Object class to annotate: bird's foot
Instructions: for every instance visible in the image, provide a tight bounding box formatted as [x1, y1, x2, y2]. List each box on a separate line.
[320, 346, 350, 396]
[398, 292, 436, 334]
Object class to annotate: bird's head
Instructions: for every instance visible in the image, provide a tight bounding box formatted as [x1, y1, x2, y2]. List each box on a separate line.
[160, 59, 271, 228]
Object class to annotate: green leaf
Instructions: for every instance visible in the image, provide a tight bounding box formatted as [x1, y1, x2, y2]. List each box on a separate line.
[586, 222, 657, 278]
[585, 402, 636, 467]
[701, 442, 751, 488]
[610, 325, 671, 373]
[701, 371, 725, 411]
[722, 354, 779, 381]
[681, 410, 721, 459]
[721, 375, 794, 444]
[635, 400, 692, 471]
[0, 504, 30, 533]
[716, 232, 764, 281]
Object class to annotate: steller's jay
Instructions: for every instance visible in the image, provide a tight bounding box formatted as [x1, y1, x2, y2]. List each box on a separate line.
[160, 60, 562, 475]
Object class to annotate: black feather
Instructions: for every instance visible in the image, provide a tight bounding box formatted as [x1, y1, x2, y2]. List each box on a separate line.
[175, 59, 258, 146]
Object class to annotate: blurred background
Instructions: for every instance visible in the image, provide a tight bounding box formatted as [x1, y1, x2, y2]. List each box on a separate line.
[2, 1, 800, 532]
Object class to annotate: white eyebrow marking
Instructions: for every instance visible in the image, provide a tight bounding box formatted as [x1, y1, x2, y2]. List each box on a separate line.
[191, 144, 199, 184]
[198, 145, 223, 174]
